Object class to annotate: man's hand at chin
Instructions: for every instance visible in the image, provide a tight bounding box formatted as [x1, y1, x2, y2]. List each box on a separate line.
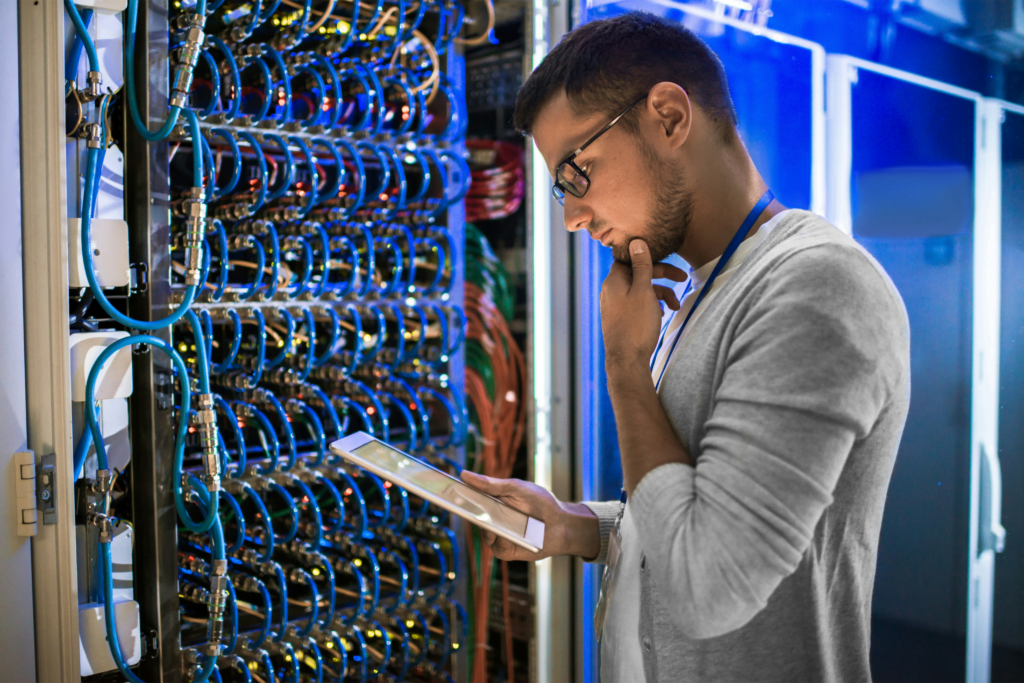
[600, 239, 688, 373]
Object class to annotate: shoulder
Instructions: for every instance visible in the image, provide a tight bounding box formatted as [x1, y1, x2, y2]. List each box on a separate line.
[755, 211, 908, 329]
[736, 211, 911, 386]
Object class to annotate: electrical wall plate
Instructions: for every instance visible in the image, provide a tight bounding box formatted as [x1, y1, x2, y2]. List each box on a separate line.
[68, 218, 130, 288]
[72, 0, 128, 14]
[78, 598, 142, 676]
[70, 331, 133, 402]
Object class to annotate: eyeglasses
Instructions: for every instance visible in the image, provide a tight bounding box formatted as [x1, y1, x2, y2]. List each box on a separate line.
[551, 94, 648, 206]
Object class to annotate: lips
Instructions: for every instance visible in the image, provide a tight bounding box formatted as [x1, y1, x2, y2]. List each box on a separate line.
[593, 228, 612, 246]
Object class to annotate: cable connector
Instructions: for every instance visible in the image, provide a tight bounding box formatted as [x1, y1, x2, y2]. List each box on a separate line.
[81, 122, 103, 149]
[86, 511, 113, 543]
[202, 559, 228, 657]
[170, 12, 206, 109]
[194, 393, 221, 492]
[79, 71, 103, 103]
[92, 469, 112, 496]
[180, 187, 207, 286]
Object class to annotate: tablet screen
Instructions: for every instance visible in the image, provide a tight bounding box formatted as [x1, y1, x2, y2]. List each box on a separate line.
[352, 440, 530, 537]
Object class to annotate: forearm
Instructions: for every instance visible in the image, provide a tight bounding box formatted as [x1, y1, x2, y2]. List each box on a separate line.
[607, 359, 693, 494]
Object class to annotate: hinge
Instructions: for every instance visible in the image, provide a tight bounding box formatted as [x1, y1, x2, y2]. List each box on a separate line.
[154, 369, 173, 410]
[37, 453, 57, 525]
[129, 261, 148, 295]
[15, 451, 37, 537]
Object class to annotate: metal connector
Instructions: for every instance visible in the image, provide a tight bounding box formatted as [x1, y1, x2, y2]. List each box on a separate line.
[193, 393, 221, 492]
[77, 70, 104, 103]
[202, 559, 229, 656]
[81, 122, 103, 149]
[92, 469, 112, 495]
[170, 12, 206, 110]
[86, 511, 113, 543]
[179, 187, 207, 286]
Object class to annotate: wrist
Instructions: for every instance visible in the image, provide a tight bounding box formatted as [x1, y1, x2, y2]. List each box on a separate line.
[557, 501, 601, 559]
[606, 359, 654, 395]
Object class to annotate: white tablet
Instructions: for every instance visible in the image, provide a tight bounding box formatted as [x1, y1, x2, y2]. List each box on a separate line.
[330, 432, 545, 553]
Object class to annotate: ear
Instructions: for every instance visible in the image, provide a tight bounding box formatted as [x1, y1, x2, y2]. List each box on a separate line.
[646, 82, 691, 150]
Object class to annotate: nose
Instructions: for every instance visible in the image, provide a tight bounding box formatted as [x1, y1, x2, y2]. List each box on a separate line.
[563, 197, 591, 233]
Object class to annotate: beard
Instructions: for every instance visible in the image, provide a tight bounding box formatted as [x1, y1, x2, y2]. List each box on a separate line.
[610, 154, 693, 265]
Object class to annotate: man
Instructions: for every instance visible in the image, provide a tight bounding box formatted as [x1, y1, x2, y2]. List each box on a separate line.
[460, 10, 911, 683]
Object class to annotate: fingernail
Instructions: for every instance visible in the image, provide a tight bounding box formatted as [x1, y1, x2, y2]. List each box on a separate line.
[631, 240, 646, 255]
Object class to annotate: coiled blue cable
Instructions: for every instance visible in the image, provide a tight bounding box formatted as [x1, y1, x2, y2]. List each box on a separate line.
[288, 136, 319, 216]
[209, 129, 243, 197]
[294, 569, 319, 637]
[236, 131, 269, 211]
[220, 489, 247, 554]
[238, 239, 267, 301]
[271, 563, 289, 641]
[292, 399, 326, 465]
[250, 577, 274, 648]
[312, 306, 340, 367]
[266, 483, 299, 543]
[263, 392, 297, 470]
[265, 309, 294, 368]
[297, 308, 316, 382]
[249, 404, 281, 475]
[262, 133, 294, 202]
[125, 0, 182, 141]
[238, 481, 274, 562]
[197, 49, 222, 118]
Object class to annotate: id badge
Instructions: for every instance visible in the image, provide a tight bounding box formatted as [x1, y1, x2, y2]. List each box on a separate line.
[594, 526, 623, 643]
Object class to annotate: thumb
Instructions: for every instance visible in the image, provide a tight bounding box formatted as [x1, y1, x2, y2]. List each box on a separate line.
[461, 470, 514, 496]
[629, 239, 653, 288]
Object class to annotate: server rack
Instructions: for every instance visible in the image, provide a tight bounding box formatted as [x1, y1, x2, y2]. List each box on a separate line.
[20, 0, 476, 680]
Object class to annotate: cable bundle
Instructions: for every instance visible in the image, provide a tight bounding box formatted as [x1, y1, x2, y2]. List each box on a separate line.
[465, 140, 525, 223]
[463, 224, 526, 682]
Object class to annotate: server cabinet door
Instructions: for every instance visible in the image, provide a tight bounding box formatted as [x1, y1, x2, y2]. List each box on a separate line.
[995, 102, 1024, 681]
[827, 56, 996, 683]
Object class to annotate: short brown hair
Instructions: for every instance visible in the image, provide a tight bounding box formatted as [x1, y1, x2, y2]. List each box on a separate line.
[513, 11, 737, 139]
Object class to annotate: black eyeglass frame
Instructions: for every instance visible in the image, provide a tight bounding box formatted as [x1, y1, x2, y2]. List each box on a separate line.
[551, 94, 649, 206]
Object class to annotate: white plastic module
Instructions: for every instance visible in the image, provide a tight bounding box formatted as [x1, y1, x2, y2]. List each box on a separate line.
[78, 597, 141, 676]
[68, 218, 130, 288]
[70, 331, 133, 401]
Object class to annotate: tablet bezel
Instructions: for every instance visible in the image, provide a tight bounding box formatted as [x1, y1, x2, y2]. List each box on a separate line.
[330, 432, 545, 552]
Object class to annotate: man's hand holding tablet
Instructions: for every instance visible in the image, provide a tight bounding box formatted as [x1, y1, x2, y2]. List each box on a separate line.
[458, 471, 602, 563]
[330, 432, 555, 553]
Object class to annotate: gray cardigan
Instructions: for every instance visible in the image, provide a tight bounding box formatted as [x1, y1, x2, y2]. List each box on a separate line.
[585, 210, 910, 682]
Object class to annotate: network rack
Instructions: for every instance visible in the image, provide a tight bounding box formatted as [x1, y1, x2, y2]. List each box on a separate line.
[60, 0, 474, 680]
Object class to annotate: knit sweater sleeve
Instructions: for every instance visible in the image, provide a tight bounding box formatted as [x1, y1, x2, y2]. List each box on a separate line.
[580, 501, 622, 564]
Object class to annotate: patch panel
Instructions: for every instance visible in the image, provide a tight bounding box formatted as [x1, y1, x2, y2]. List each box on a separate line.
[63, 0, 472, 680]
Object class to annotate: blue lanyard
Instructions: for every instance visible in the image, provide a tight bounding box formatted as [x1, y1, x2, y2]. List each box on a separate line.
[650, 190, 774, 392]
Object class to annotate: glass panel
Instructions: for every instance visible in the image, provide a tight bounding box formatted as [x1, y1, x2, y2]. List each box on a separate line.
[996, 108, 1024, 680]
[848, 68, 976, 681]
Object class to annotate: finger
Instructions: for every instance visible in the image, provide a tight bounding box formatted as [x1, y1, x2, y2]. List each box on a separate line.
[490, 536, 520, 561]
[653, 284, 681, 310]
[461, 470, 518, 497]
[629, 239, 653, 289]
[602, 262, 632, 294]
[652, 262, 688, 283]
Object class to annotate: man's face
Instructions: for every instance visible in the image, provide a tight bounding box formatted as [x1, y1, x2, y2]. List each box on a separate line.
[532, 92, 693, 264]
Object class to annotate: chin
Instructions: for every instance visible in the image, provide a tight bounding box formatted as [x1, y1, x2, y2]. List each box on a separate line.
[610, 242, 632, 264]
